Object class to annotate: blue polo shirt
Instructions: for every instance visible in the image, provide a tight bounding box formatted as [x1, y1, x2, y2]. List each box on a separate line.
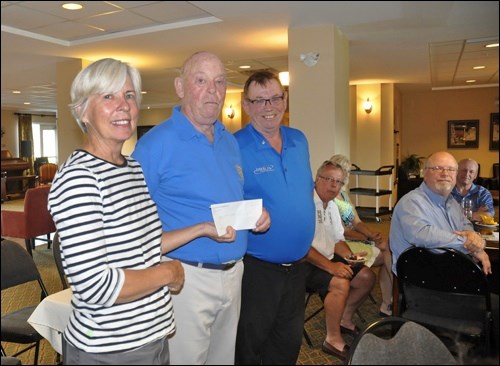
[132, 106, 246, 264]
[451, 183, 495, 215]
[234, 124, 315, 263]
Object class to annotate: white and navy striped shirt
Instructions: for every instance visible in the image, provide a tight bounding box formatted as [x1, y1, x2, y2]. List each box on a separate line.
[48, 150, 175, 353]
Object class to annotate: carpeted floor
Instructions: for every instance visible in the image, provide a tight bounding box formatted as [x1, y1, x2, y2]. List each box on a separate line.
[1, 213, 390, 366]
[2, 238, 380, 366]
[1, 238, 66, 365]
[2, 211, 498, 365]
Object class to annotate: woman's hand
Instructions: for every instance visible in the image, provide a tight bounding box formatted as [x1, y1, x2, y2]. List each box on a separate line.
[204, 223, 237, 243]
[368, 231, 383, 244]
[163, 260, 185, 293]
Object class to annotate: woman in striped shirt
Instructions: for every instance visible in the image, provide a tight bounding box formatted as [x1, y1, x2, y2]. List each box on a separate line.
[48, 58, 233, 365]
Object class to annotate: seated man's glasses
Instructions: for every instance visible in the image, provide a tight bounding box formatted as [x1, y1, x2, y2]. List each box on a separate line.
[247, 94, 285, 106]
[425, 166, 458, 173]
[318, 175, 344, 185]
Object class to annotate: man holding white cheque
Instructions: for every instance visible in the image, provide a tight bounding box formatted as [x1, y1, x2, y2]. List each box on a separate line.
[132, 51, 270, 365]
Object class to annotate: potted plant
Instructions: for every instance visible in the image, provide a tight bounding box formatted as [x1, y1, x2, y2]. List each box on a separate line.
[399, 154, 424, 179]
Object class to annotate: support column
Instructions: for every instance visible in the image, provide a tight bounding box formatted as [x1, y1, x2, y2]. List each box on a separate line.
[56, 59, 90, 163]
[288, 25, 349, 173]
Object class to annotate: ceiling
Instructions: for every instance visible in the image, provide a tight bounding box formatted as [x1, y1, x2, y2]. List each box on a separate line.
[1, 1, 498, 114]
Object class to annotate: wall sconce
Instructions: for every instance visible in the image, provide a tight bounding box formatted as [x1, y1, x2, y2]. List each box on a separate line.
[279, 71, 289, 86]
[300, 52, 320, 67]
[225, 105, 235, 119]
[363, 98, 373, 114]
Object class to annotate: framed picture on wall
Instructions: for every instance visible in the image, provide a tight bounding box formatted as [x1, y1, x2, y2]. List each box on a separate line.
[490, 113, 499, 151]
[447, 120, 479, 149]
[137, 125, 155, 140]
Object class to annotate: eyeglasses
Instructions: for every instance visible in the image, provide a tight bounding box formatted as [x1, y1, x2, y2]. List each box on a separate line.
[318, 175, 344, 185]
[247, 94, 285, 106]
[425, 166, 458, 173]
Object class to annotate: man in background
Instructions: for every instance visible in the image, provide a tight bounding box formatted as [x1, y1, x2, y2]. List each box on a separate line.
[451, 158, 495, 221]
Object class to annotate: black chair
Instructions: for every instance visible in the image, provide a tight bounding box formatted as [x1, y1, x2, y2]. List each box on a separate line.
[303, 288, 324, 347]
[346, 316, 457, 364]
[1, 240, 49, 365]
[396, 247, 494, 357]
[52, 232, 68, 290]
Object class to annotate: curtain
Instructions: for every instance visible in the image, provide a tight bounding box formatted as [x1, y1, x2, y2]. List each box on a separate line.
[18, 114, 34, 174]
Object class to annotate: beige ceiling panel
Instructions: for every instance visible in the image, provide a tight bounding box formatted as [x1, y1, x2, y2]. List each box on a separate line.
[128, 1, 212, 23]
[15, 1, 123, 20]
[79, 11, 156, 33]
[1, 5, 65, 30]
[34, 21, 106, 41]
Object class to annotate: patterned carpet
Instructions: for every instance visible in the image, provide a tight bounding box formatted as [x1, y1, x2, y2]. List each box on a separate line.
[2, 214, 498, 365]
[1, 239, 65, 365]
[1, 219, 387, 365]
[2, 238, 382, 366]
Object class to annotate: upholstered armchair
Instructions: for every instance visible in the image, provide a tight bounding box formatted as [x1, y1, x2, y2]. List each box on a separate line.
[38, 163, 58, 185]
[1, 185, 56, 256]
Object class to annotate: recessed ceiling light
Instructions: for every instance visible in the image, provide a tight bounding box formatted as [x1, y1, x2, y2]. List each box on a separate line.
[23, 102, 31, 105]
[12, 90, 21, 94]
[465, 80, 476, 83]
[485, 43, 499, 48]
[62, 3, 83, 10]
[239, 65, 251, 69]
[473, 66, 486, 69]
[141, 91, 147, 94]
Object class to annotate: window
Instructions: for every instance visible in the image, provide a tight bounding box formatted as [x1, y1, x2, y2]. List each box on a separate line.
[32, 123, 57, 163]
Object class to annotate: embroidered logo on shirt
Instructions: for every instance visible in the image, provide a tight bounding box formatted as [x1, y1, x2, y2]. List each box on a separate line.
[254, 165, 275, 175]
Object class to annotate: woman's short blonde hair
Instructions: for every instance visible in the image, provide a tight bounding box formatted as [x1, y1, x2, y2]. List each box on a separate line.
[69, 58, 142, 132]
[329, 154, 351, 184]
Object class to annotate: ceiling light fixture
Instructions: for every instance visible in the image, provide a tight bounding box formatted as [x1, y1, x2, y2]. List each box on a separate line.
[62, 3, 83, 10]
[300, 52, 320, 67]
[363, 98, 373, 114]
[473, 66, 485, 69]
[225, 105, 235, 119]
[239, 65, 251, 69]
[279, 71, 289, 86]
[485, 43, 499, 48]
[466, 80, 476, 83]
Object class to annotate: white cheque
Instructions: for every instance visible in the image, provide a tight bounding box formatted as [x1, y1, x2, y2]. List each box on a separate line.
[210, 199, 263, 236]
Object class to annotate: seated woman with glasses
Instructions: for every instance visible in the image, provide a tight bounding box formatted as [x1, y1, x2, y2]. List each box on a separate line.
[328, 154, 394, 317]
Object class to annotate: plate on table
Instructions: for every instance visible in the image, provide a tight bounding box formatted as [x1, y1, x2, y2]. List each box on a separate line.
[474, 222, 499, 229]
[344, 255, 367, 265]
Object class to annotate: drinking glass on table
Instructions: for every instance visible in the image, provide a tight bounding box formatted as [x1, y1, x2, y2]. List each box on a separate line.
[461, 199, 473, 220]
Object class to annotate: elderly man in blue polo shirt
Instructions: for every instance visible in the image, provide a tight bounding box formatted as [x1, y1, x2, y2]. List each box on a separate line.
[133, 51, 270, 365]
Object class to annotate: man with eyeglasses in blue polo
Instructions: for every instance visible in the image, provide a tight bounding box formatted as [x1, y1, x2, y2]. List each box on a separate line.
[234, 71, 315, 365]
